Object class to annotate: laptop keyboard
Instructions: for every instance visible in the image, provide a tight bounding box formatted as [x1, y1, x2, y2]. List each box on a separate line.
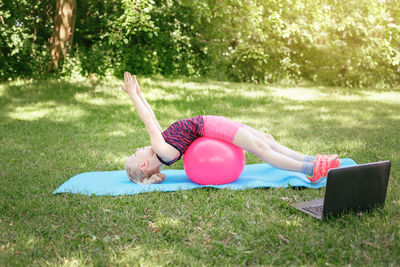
[303, 205, 323, 215]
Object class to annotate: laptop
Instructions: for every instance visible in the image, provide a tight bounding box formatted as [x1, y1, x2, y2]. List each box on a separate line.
[291, 161, 391, 220]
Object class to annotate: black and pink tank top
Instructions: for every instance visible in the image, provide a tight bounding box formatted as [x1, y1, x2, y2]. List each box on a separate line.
[156, 115, 204, 166]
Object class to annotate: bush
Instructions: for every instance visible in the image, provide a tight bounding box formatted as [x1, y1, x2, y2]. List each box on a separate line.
[0, 0, 54, 80]
[0, 0, 398, 88]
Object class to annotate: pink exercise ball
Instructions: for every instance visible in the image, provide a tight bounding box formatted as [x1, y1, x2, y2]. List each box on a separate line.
[183, 137, 245, 185]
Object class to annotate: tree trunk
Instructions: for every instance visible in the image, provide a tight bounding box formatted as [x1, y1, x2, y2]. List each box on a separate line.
[49, 0, 76, 69]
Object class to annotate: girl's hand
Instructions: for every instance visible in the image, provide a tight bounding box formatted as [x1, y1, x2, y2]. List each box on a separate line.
[121, 72, 141, 95]
[121, 72, 135, 95]
[132, 74, 142, 94]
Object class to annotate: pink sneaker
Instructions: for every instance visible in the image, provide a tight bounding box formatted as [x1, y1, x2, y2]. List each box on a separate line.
[316, 154, 338, 161]
[307, 155, 341, 183]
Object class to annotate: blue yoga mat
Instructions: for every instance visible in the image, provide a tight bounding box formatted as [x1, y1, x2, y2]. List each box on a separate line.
[53, 158, 357, 196]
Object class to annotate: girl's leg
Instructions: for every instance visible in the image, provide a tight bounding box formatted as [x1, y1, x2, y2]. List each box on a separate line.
[243, 126, 307, 162]
[233, 127, 304, 172]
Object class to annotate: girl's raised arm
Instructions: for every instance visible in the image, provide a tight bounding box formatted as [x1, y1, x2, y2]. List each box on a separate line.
[133, 76, 163, 132]
[122, 72, 178, 160]
[121, 75, 163, 132]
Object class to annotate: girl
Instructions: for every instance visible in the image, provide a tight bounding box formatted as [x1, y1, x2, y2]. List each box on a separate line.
[121, 72, 340, 185]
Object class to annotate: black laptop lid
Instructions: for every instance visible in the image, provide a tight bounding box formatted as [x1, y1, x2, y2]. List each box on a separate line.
[323, 161, 391, 216]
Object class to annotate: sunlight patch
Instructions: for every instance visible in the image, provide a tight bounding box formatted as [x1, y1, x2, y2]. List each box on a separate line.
[60, 257, 86, 267]
[8, 102, 55, 121]
[145, 79, 228, 91]
[50, 105, 87, 122]
[339, 139, 365, 151]
[239, 89, 270, 99]
[283, 104, 306, 111]
[0, 84, 5, 96]
[8, 100, 87, 122]
[319, 113, 372, 127]
[9, 108, 49, 121]
[110, 244, 176, 265]
[145, 89, 181, 101]
[20, 235, 39, 250]
[107, 130, 126, 137]
[94, 152, 132, 167]
[364, 91, 400, 104]
[285, 219, 302, 227]
[74, 92, 125, 106]
[390, 114, 400, 120]
[155, 216, 182, 228]
[270, 87, 327, 101]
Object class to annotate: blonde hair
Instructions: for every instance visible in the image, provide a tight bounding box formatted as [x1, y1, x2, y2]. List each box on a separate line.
[124, 157, 166, 184]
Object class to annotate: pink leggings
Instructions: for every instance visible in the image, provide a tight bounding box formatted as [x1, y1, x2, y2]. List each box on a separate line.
[203, 116, 244, 143]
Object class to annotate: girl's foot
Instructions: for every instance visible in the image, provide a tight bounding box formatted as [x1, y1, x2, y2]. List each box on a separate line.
[306, 155, 341, 183]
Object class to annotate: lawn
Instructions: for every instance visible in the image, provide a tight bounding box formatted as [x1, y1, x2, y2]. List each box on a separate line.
[0, 76, 399, 266]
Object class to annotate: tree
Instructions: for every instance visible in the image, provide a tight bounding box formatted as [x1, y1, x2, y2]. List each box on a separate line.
[49, 0, 76, 69]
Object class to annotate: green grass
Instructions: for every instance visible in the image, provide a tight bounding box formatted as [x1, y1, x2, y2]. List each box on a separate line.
[0, 76, 399, 266]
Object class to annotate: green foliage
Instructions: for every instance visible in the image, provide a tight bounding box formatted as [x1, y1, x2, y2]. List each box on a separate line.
[0, 0, 399, 87]
[0, 0, 55, 80]
[277, 0, 400, 87]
